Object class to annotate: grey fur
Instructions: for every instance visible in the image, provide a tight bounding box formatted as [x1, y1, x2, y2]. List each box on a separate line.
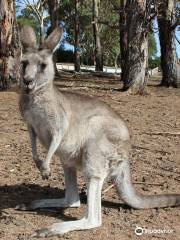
[18, 26, 180, 237]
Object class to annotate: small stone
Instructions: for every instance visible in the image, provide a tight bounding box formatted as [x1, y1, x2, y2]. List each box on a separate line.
[14, 219, 26, 226]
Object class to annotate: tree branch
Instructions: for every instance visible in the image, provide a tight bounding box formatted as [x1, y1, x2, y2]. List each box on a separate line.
[175, 34, 180, 45]
[97, 21, 119, 29]
[171, 20, 180, 31]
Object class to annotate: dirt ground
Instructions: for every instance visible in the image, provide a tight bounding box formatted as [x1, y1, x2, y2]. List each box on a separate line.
[0, 73, 180, 240]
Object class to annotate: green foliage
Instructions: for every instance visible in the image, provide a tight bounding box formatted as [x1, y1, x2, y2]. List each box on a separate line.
[148, 33, 157, 59]
[16, 0, 49, 43]
[148, 57, 161, 69]
[58, 0, 120, 66]
[148, 33, 159, 69]
[15, 0, 157, 67]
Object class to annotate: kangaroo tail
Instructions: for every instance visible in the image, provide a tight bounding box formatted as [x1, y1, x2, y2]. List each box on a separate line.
[111, 160, 180, 209]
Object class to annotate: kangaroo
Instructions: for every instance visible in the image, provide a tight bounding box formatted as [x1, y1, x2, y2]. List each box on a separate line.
[18, 25, 180, 238]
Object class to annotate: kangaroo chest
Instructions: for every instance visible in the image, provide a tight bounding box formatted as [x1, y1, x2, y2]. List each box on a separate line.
[21, 96, 58, 147]
[20, 96, 83, 167]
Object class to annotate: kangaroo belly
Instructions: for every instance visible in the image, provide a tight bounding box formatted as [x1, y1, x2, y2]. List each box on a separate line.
[34, 123, 52, 149]
[55, 127, 84, 168]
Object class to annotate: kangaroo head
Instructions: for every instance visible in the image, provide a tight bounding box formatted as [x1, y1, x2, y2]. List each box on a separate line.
[19, 25, 63, 94]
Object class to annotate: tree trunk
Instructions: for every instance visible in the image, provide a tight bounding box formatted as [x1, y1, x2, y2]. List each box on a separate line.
[92, 0, 103, 72]
[119, 0, 127, 82]
[47, 0, 59, 30]
[39, 18, 45, 44]
[47, 0, 59, 75]
[119, 0, 149, 94]
[74, 0, 81, 72]
[0, 0, 21, 90]
[158, 0, 179, 87]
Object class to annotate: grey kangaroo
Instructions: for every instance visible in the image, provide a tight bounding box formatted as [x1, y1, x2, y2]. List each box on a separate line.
[18, 25, 180, 237]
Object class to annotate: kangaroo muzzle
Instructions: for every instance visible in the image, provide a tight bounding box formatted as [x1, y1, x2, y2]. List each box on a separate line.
[23, 77, 35, 93]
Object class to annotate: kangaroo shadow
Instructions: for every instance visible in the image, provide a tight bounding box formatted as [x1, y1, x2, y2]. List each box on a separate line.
[0, 183, 131, 221]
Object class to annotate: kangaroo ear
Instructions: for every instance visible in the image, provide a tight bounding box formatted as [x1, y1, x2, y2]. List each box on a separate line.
[40, 26, 63, 52]
[19, 24, 37, 50]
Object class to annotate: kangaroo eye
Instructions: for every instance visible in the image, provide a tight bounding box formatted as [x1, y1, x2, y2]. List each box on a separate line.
[21, 60, 29, 70]
[41, 63, 46, 70]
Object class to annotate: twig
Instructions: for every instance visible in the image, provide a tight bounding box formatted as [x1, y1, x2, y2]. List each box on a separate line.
[2, 209, 37, 215]
[134, 181, 164, 186]
[144, 132, 180, 136]
[102, 184, 114, 195]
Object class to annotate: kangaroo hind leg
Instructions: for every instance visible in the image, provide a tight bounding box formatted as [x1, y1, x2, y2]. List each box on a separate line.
[16, 167, 80, 210]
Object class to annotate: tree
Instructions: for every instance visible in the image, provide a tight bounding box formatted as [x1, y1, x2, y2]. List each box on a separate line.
[17, 0, 49, 44]
[47, 0, 59, 30]
[17, 6, 40, 40]
[74, 0, 81, 72]
[47, 0, 61, 75]
[119, 0, 155, 94]
[98, 0, 120, 67]
[0, 0, 21, 90]
[58, 0, 120, 69]
[157, 0, 180, 87]
[148, 33, 157, 59]
[92, 0, 103, 71]
[58, 0, 81, 71]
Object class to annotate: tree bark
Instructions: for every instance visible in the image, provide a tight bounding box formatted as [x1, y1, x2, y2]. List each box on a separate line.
[158, 0, 180, 87]
[0, 0, 21, 90]
[119, 0, 149, 94]
[92, 0, 103, 72]
[74, 0, 81, 72]
[47, 0, 59, 75]
[39, 18, 45, 44]
[47, 0, 59, 30]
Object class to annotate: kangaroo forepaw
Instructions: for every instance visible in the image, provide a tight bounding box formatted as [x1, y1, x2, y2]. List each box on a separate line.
[34, 159, 51, 180]
[41, 168, 51, 180]
[34, 159, 43, 170]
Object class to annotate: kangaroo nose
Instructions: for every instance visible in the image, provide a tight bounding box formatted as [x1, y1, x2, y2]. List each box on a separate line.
[23, 77, 33, 85]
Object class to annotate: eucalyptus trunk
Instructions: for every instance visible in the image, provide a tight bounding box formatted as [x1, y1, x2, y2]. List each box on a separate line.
[0, 0, 21, 90]
[120, 0, 149, 94]
[39, 19, 45, 44]
[74, 0, 81, 72]
[158, 0, 179, 87]
[47, 0, 59, 75]
[47, 0, 59, 30]
[92, 0, 103, 72]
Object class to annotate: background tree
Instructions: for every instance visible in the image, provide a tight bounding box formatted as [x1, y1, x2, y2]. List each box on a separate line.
[47, 0, 59, 30]
[157, 0, 180, 87]
[119, 0, 155, 94]
[74, 0, 81, 72]
[15, 0, 158, 78]
[17, 6, 40, 41]
[47, 0, 61, 74]
[92, 0, 103, 71]
[17, 0, 49, 43]
[148, 33, 157, 60]
[98, 0, 120, 68]
[0, 0, 21, 90]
